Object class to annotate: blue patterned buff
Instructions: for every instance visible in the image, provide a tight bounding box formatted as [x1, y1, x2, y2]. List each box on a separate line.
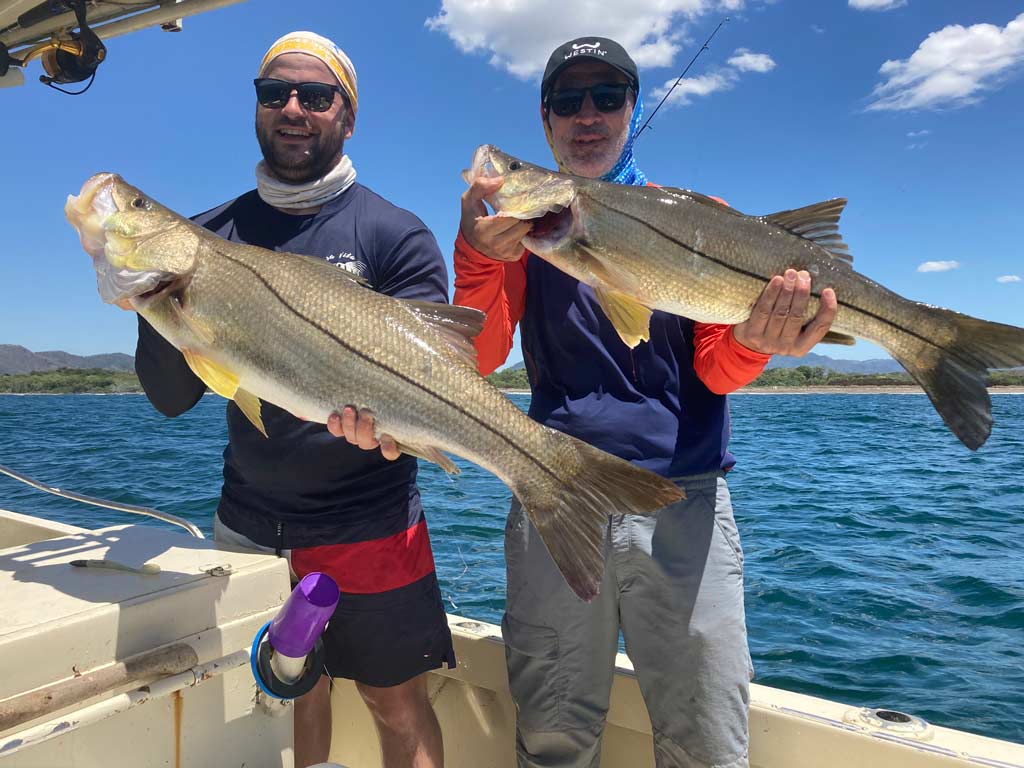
[601, 84, 648, 186]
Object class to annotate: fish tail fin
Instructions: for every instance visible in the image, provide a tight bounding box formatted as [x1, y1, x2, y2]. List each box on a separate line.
[514, 431, 685, 602]
[891, 310, 1024, 450]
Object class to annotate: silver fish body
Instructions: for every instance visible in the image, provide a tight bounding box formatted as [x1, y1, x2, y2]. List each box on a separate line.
[65, 173, 684, 600]
[467, 145, 1024, 450]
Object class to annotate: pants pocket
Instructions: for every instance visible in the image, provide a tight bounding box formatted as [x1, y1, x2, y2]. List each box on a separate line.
[502, 614, 562, 732]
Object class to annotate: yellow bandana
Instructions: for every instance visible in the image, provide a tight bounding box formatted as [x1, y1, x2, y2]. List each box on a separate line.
[258, 31, 358, 114]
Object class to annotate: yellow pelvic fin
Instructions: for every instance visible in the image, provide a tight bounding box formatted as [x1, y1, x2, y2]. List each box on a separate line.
[395, 442, 460, 475]
[182, 349, 239, 399]
[592, 287, 653, 349]
[181, 350, 267, 438]
[234, 388, 267, 438]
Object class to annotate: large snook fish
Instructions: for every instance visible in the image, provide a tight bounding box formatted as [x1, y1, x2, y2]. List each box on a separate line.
[65, 173, 684, 601]
[465, 145, 1024, 451]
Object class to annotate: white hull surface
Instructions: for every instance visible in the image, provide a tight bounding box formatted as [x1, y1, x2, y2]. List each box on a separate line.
[2, 509, 1022, 768]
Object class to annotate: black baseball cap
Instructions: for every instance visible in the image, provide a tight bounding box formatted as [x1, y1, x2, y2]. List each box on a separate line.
[541, 37, 639, 102]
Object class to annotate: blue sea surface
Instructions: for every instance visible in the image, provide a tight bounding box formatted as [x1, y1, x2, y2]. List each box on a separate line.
[1, 392, 1021, 743]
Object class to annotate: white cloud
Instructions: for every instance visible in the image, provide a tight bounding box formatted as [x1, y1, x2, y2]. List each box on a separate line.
[728, 48, 776, 72]
[866, 12, 1024, 111]
[650, 47, 775, 107]
[849, 0, 907, 10]
[906, 142, 927, 150]
[917, 260, 960, 273]
[997, 275, 1022, 283]
[811, 24, 826, 35]
[651, 72, 733, 106]
[907, 129, 930, 137]
[425, 1, 740, 81]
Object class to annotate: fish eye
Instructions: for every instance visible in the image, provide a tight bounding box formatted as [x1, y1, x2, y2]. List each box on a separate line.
[131, 197, 149, 210]
[508, 161, 521, 171]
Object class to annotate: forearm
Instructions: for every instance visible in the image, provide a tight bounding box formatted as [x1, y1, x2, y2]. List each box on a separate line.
[693, 323, 771, 395]
[135, 315, 206, 417]
[453, 231, 525, 376]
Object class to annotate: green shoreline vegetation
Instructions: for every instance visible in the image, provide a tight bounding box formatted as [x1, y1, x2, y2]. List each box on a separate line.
[2, 365, 1023, 395]
[485, 365, 1024, 391]
[0, 368, 143, 394]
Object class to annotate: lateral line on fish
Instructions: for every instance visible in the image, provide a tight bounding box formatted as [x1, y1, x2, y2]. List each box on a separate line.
[213, 246, 566, 485]
[584, 195, 947, 352]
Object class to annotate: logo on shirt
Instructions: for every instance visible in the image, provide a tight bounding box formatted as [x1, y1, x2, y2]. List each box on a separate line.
[325, 252, 367, 278]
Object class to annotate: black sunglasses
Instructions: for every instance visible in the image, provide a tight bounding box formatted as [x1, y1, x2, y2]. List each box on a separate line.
[547, 83, 632, 117]
[253, 78, 344, 113]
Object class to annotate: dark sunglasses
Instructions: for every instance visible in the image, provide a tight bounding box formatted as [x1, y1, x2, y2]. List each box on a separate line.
[547, 83, 632, 117]
[253, 78, 344, 113]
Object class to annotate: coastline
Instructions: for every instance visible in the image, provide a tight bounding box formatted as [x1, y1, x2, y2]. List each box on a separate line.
[733, 385, 1024, 395]
[498, 386, 1024, 395]
[4, 387, 1023, 397]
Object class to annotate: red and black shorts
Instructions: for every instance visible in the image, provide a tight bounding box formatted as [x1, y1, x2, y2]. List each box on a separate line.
[290, 518, 456, 688]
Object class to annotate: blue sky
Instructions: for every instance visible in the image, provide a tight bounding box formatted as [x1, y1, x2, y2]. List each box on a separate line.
[1, 0, 1021, 366]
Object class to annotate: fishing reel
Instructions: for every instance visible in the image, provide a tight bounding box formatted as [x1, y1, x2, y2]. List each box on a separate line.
[250, 572, 340, 700]
[2, 0, 106, 93]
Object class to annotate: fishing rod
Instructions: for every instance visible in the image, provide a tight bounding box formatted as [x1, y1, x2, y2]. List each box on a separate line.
[0, 462, 205, 538]
[635, 17, 730, 140]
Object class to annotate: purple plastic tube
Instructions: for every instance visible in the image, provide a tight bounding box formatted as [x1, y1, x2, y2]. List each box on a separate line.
[268, 572, 340, 658]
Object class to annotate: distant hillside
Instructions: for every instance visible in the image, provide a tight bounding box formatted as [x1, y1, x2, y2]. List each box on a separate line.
[765, 352, 902, 374]
[503, 353, 902, 375]
[0, 345, 135, 375]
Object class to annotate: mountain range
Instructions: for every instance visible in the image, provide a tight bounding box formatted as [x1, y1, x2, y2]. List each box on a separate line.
[0, 345, 135, 375]
[504, 352, 904, 375]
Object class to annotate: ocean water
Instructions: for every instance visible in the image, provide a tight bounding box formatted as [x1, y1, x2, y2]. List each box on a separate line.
[0, 392, 1021, 743]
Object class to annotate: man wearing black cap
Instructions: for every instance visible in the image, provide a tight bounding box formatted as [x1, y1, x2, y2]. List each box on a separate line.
[454, 36, 837, 768]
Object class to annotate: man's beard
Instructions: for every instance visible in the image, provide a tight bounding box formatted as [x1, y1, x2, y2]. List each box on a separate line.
[561, 128, 627, 176]
[256, 120, 345, 183]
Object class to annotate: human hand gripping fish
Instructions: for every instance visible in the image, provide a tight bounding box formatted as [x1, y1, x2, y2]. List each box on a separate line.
[464, 144, 1024, 450]
[65, 172, 686, 601]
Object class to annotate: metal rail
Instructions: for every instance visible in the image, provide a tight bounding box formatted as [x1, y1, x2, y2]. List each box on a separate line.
[0, 462, 205, 538]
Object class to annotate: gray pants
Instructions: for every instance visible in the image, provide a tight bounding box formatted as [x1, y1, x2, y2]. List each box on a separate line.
[503, 472, 752, 768]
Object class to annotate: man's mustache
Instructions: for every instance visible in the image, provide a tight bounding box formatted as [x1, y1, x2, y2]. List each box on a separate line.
[570, 127, 610, 140]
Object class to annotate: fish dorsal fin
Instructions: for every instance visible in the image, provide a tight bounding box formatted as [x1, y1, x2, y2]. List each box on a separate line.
[181, 349, 267, 437]
[402, 300, 486, 367]
[762, 199, 854, 264]
[395, 441, 460, 474]
[592, 287, 652, 349]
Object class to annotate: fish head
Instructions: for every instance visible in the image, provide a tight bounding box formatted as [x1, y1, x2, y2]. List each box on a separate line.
[65, 173, 200, 307]
[463, 144, 577, 221]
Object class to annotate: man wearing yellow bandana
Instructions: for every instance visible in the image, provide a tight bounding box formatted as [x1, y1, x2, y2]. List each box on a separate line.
[129, 31, 452, 768]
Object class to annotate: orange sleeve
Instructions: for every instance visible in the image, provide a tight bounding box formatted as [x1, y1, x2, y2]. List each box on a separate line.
[693, 323, 771, 394]
[453, 231, 528, 376]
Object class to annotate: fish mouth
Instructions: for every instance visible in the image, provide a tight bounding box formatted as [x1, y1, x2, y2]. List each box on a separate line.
[65, 174, 177, 305]
[523, 205, 575, 251]
[461, 144, 500, 185]
[65, 173, 119, 261]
